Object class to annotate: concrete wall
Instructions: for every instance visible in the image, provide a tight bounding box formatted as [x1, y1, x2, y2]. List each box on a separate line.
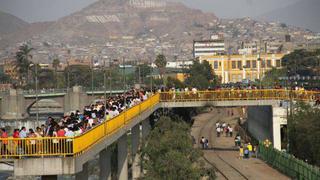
[247, 106, 273, 143]
[247, 105, 286, 150]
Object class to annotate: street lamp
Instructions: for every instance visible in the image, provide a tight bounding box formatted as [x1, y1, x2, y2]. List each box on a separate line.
[103, 58, 107, 102]
[91, 56, 94, 103]
[29, 63, 39, 124]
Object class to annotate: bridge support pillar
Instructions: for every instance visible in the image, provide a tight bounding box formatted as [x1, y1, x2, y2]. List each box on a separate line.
[41, 175, 57, 180]
[1, 89, 28, 120]
[131, 124, 141, 179]
[117, 134, 128, 180]
[142, 118, 151, 139]
[99, 148, 112, 180]
[75, 162, 88, 180]
[64, 86, 88, 113]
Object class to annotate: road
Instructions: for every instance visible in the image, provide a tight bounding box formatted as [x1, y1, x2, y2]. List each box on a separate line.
[191, 108, 290, 180]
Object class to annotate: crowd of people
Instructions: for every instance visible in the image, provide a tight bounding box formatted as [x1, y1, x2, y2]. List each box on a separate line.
[216, 122, 233, 138]
[0, 88, 153, 155]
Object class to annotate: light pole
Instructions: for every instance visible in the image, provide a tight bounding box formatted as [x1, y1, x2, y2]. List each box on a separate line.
[91, 57, 94, 103]
[150, 58, 153, 91]
[109, 58, 112, 96]
[103, 58, 107, 102]
[122, 57, 126, 92]
[30, 63, 39, 124]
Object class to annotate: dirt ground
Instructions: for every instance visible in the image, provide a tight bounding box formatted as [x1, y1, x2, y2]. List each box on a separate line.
[191, 108, 290, 180]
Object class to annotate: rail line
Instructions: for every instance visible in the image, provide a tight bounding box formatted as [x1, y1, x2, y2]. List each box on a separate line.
[198, 109, 249, 180]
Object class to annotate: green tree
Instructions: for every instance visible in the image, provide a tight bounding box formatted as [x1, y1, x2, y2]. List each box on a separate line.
[140, 116, 215, 179]
[185, 60, 218, 89]
[52, 58, 60, 88]
[15, 44, 33, 87]
[166, 76, 185, 88]
[261, 68, 286, 87]
[288, 103, 320, 166]
[135, 63, 152, 84]
[0, 71, 11, 84]
[155, 54, 167, 85]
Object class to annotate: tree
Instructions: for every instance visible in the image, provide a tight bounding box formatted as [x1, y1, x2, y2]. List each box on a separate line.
[166, 76, 185, 88]
[52, 58, 60, 88]
[15, 44, 33, 87]
[140, 116, 215, 179]
[0, 72, 11, 84]
[262, 68, 286, 87]
[185, 60, 218, 89]
[155, 54, 167, 85]
[135, 63, 152, 84]
[288, 103, 320, 166]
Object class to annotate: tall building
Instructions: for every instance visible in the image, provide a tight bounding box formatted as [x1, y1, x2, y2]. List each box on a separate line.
[199, 53, 285, 83]
[193, 39, 225, 58]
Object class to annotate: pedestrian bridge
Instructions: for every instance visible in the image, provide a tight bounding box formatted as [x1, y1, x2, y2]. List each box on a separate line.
[0, 89, 319, 179]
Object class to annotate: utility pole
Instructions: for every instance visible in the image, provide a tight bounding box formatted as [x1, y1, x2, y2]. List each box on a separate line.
[109, 58, 112, 96]
[103, 58, 107, 102]
[123, 57, 126, 92]
[35, 64, 39, 124]
[91, 57, 94, 103]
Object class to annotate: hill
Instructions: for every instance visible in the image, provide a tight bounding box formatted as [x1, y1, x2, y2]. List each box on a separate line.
[0, 11, 28, 35]
[43, 0, 217, 43]
[258, 0, 320, 32]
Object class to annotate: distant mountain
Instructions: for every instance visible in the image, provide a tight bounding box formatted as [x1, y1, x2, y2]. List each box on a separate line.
[0, 11, 28, 35]
[258, 0, 320, 32]
[41, 0, 217, 44]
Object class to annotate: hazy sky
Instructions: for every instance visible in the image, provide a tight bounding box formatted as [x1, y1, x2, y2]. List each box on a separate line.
[0, 0, 300, 22]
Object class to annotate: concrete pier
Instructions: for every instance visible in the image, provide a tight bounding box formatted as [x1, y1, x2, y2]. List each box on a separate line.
[99, 148, 112, 180]
[117, 134, 128, 180]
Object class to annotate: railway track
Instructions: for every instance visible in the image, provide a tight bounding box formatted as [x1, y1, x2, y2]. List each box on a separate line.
[197, 109, 249, 180]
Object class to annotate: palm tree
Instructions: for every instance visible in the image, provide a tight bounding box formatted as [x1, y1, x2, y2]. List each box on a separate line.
[155, 54, 167, 86]
[15, 44, 33, 87]
[52, 58, 60, 88]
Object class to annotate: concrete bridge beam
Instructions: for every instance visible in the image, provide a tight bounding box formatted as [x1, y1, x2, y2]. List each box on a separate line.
[118, 134, 128, 180]
[99, 148, 112, 180]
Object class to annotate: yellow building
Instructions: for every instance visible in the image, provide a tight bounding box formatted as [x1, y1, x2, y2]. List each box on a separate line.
[199, 53, 285, 83]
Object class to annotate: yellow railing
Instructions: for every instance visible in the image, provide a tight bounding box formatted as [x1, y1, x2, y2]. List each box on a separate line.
[0, 93, 160, 158]
[0, 89, 319, 158]
[159, 89, 320, 102]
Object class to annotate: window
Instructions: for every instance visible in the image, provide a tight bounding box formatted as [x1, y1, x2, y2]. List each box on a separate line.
[267, 60, 272, 67]
[232, 61, 236, 69]
[252, 60, 257, 68]
[237, 61, 242, 69]
[276, 60, 281, 67]
[246, 60, 251, 68]
[214, 61, 218, 69]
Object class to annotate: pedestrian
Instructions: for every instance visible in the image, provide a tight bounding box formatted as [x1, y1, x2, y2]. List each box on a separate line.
[216, 127, 221, 137]
[247, 142, 253, 158]
[200, 137, 205, 149]
[0, 128, 9, 155]
[244, 147, 249, 159]
[239, 146, 244, 159]
[205, 138, 209, 149]
[229, 126, 233, 137]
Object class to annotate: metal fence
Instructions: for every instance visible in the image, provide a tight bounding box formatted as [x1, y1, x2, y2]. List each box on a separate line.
[259, 143, 320, 180]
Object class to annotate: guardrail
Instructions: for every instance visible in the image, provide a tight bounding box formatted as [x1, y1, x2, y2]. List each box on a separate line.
[0, 89, 319, 158]
[0, 93, 160, 158]
[159, 89, 320, 102]
[259, 143, 320, 180]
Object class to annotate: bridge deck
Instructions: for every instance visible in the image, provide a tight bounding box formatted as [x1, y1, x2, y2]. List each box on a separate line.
[0, 89, 319, 176]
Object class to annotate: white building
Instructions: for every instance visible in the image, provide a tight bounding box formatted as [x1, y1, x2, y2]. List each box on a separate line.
[193, 40, 225, 58]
